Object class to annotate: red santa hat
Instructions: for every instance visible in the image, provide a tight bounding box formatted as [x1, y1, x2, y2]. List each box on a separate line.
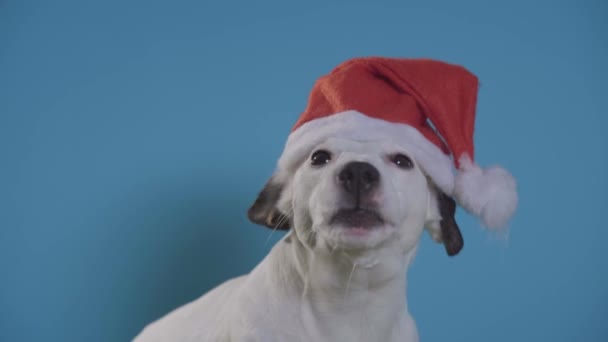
[275, 57, 518, 229]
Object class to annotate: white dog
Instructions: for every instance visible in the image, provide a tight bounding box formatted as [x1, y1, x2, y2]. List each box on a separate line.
[134, 136, 463, 342]
[134, 57, 518, 342]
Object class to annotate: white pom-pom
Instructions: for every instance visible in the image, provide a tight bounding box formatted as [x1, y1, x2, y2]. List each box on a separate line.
[454, 155, 518, 229]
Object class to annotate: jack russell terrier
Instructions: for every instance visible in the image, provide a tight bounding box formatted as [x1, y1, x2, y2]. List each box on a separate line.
[134, 57, 518, 342]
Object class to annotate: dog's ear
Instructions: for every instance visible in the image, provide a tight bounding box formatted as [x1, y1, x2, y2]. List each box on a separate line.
[248, 178, 291, 230]
[426, 186, 464, 257]
[436, 191, 464, 256]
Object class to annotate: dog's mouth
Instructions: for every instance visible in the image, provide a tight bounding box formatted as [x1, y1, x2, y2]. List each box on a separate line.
[329, 208, 384, 230]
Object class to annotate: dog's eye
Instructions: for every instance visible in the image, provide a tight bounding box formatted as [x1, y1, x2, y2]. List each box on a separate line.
[311, 150, 331, 166]
[391, 154, 413, 169]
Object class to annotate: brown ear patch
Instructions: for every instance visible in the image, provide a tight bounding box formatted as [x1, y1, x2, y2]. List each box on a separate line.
[436, 191, 464, 256]
[247, 179, 291, 230]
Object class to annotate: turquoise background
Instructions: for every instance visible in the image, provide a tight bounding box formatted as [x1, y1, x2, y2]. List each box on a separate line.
[1, 0, 606, 341]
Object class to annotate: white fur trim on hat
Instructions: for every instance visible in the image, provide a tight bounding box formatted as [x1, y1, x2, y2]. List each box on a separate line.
[277, 110, 455, 194]
[454, 155, 518, 229]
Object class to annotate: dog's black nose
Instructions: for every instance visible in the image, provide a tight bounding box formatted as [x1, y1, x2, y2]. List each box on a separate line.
[338, 161, 380, 196]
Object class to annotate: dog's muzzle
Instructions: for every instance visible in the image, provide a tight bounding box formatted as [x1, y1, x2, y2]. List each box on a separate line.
[337, 161, 380, 199]
[331, 161, 384, 229]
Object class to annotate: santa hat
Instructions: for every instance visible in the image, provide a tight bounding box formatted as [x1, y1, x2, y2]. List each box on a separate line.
[276, 57, 517, 229]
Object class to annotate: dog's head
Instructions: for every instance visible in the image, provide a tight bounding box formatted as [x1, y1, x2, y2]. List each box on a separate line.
[248, 137, 463, 257]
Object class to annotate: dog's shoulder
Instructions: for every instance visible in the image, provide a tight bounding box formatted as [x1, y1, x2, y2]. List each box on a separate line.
[133, 275, 247, 342]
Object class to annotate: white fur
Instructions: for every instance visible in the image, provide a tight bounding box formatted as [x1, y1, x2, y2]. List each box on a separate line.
[454, 155, 518, 229]
[134, 138, 446, 342]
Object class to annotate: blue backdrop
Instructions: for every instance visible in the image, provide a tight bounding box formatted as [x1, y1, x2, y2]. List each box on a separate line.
[1, 0, 606, 341]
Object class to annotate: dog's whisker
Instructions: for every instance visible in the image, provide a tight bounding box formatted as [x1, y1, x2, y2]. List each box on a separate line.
[299, 224, 317, 248]
[301, 253, 313, 299]
[277, 209, 292, 226]
[263, 208, 293, 247]
[263, 224, 280, 248]
[300, 267, 310, 299]
[344, 262, 357, 297]
[276, 207, 293, 227]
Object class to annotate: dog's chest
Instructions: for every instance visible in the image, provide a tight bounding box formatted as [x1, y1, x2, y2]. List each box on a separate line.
[239, 308, 417, 342]
[233, 276, 418, 342]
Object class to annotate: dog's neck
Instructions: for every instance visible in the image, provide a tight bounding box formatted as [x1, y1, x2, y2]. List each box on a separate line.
[269, 231, 417, 341]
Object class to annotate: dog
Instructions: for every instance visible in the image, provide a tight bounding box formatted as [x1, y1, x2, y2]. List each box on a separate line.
[134, 136, 463, 342]
[134, 57, 518, 342]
